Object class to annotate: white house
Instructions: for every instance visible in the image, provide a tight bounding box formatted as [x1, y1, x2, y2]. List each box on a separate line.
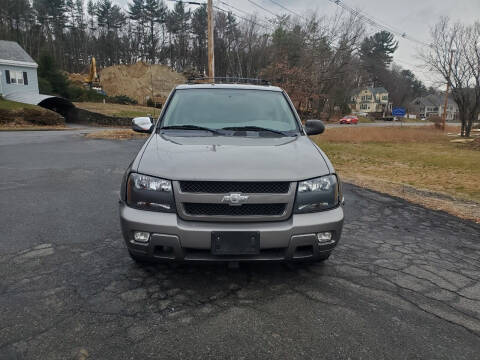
[410, 94, 458, 121]
[0, 40, 40, 98]
[0, 40, 72, 114]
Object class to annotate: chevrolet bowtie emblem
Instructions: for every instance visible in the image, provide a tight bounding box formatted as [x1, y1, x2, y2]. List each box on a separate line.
[221, 193, 249, 206]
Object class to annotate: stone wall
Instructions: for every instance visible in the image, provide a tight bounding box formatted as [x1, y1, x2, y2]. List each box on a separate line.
[0, 107, 64, 125]
[68, 107, 131, 126]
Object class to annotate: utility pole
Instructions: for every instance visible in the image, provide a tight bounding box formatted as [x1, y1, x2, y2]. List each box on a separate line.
[207, 0, 215, 80]
[441, 49, 455, 131]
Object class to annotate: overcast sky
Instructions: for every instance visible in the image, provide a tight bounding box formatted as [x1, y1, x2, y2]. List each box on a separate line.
[269, 0, 480, 87]
[117, 0, 480, 87]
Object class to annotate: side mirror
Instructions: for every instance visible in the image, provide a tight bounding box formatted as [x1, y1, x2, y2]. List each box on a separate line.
[304, 119, 325, 135]
[132, 117, 153, 133]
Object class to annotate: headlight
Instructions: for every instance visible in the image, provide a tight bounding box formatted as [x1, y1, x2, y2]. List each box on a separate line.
[126, 173, 175, 212]
[294, 175, 339, 213]
[132, 174, 172, 192]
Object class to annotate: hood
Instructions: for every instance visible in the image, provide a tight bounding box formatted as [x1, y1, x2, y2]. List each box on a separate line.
[136, 133, 330, 181]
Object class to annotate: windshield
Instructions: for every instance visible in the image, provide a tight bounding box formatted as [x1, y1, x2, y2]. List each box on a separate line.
[160, 89, 299, 133]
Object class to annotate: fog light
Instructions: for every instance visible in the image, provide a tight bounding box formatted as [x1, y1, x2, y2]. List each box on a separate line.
[317, 232, 333, 244]
[133, 231, 150, 243]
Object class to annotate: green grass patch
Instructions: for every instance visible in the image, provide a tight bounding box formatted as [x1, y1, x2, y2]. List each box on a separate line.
[0, 98, 39, 111]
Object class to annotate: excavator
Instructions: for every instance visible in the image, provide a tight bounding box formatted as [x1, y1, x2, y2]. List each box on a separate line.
[84, 57, 105, 95]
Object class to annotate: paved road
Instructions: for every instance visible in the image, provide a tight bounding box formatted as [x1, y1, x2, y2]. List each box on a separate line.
[0, 131, 479, 359]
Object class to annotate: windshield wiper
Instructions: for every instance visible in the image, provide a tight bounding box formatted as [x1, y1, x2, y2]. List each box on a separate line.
[221, 126, 294, 136]
[159, 125, 222, 134]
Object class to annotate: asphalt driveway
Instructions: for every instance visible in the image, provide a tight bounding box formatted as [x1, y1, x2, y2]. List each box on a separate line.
[0, 130, 479, 359]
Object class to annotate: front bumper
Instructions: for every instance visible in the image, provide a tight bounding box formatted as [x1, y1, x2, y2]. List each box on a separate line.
[119, 202, 344, 262]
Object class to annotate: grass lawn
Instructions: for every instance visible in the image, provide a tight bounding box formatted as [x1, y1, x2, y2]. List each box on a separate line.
[312, 126, 480, 221]
[0, 98, 39, 111]
[74, 102, 160, 118]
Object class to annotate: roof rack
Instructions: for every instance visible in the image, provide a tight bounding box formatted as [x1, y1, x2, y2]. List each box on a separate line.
[186, 77, 270, 86]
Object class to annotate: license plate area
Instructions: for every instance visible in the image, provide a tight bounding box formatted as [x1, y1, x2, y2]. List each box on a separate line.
[211, 232, 260, 255]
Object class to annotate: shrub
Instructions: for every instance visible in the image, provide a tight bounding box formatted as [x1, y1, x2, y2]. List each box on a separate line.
[68, 86, 106, 102]
[146, 98, 162, 108]
[106, 95, 137, 105]
[23, 108, 64, 125]
[37, 53, 70, 97]
[0, 109, 14, 124]
[430, 115, 443, 129]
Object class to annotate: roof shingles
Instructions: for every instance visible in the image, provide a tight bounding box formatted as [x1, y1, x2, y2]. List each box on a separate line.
[0, 40, 36, 64]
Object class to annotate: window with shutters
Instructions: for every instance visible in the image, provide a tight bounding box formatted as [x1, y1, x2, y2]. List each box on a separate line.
[5, 70, 28, 85]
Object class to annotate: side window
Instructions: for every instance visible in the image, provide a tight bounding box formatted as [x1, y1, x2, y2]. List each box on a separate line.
[4, 71, 27, 85]
[16, 71, 23, 85]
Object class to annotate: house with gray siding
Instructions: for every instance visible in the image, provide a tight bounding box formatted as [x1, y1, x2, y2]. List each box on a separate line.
[0, 40, 72, 116]
[0, 40, 39, 97]
[409, 94, 458, 121]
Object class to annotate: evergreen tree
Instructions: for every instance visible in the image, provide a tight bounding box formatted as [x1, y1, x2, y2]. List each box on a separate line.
[360, 30, 398, 85]
[191, 4, 207, 73]
[166, 2, 191, 70]
[128, 0, 146, 60]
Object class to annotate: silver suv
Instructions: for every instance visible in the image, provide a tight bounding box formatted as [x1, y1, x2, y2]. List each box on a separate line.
[119, 82, 344, 263]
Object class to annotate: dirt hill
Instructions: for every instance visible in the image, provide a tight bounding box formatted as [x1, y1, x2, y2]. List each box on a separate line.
[99, 62, 185, 105]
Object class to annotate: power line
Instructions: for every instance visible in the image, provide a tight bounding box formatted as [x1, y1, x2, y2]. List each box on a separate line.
[214, 5, 274, 31]
[167, 0, 204, 5]
[218, 1, 255, 17]
[266, 0, 305, 20]
[327, 0, 430, 47]
[245, 0, 315, 31]
[218, 1, 271, 28]
[247, 0, 279, 18]
[168, 0, 273, 30]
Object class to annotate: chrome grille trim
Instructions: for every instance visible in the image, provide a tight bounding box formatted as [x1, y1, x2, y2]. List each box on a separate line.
[173, 181, 296, 222]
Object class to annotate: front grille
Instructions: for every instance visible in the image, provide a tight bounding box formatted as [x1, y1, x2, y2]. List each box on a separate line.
[180, 181, 290, 194]
[183, 203, 287, 216]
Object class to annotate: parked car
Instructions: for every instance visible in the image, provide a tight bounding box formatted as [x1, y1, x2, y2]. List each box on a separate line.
[120, 81, 344, 263]
[339, 115, 359, 124]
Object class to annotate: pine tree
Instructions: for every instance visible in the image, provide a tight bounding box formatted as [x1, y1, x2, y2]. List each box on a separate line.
[128, 0, 146, 60]
[191, 4, 207, 73]
[360, 30, 398, 85]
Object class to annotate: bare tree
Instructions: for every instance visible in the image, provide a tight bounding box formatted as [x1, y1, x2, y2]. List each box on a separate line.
[421, 17, 480, 137]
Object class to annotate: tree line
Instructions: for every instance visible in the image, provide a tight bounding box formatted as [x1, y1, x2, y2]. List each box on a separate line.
[1, 0, 431, 116]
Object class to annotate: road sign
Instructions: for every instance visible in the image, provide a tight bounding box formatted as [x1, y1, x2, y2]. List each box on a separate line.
[392, 107, 406, 117]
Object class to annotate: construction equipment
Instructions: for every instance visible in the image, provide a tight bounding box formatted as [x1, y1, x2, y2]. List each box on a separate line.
[84, 57, 104, 94]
